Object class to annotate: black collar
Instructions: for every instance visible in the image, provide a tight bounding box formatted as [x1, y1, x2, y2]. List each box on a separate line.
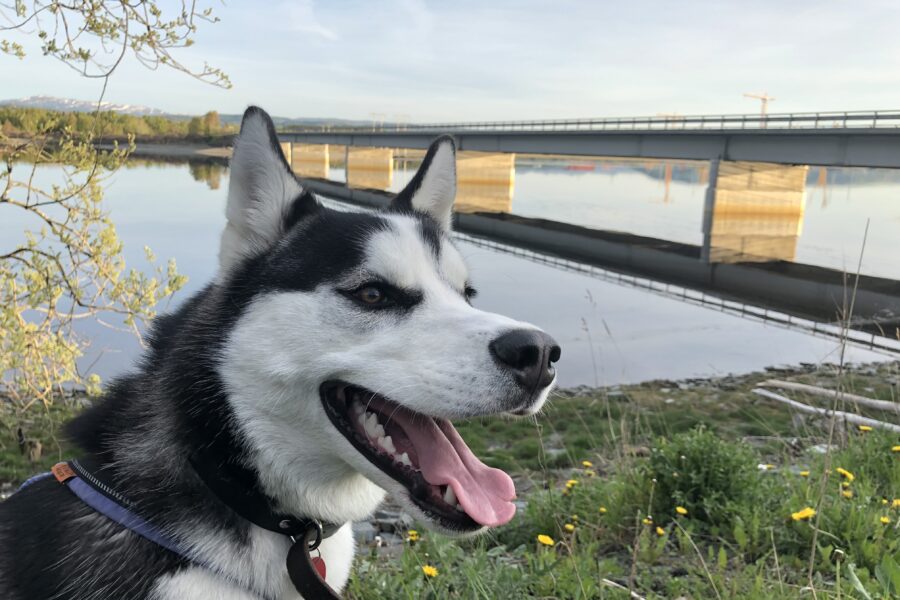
[188, 450, 343, 541]
[189, 451, 344, 598]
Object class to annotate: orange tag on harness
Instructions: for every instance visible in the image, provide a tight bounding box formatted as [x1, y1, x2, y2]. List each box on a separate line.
[51, 462, 76, 483]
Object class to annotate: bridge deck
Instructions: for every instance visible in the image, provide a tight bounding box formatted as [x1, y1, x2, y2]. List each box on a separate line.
[280, 127, 900, 168]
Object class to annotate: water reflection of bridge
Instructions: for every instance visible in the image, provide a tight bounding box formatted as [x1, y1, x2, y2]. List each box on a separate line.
[452, 233, 900, 355]
[300, 174, 900, 349]
[282, 141, 814, 266]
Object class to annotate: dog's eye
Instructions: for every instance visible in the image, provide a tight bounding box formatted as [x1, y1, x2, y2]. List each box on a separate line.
[353, 285, 389, 306]
[464, 285, 478, 300]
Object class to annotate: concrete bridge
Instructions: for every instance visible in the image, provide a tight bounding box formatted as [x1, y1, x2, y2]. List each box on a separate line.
[279, 110, 900, 169]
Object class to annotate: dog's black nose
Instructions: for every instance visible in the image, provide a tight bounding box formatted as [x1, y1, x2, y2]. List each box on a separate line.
[490, 329, 561, 390]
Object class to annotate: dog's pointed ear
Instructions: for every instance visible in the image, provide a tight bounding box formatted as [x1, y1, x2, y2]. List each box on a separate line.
[392, 136, 456, 231]
[219, 106, 318, 272]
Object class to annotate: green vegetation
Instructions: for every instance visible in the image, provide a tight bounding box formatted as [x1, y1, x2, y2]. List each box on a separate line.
[0, 106, 234, 142]
[1, 1, 226, 447]
[0, 399, 80, 486]
[346, 364, 900, 599]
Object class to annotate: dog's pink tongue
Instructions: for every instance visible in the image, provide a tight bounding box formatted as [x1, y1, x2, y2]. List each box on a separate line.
[389, 409, 516, 527]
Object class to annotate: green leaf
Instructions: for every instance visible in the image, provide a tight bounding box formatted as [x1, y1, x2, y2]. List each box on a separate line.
[733, 518, 748, 551]
[845, 563, 874, 600]
[875, 554, 900, 596]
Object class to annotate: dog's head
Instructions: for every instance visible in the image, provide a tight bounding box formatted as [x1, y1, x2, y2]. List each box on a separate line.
[217, 107, 560, 534]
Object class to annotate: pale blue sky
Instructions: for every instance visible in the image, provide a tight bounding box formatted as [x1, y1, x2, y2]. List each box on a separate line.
[2, 0, 899, 121]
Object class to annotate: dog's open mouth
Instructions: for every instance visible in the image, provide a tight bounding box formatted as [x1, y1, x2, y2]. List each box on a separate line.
[320, 381, 516, 531]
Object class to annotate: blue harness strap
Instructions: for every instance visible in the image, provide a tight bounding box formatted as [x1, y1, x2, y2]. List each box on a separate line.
[14, 460, 335, 600]
[16, 461, 272, 599]
[63, 470, 190, 556]
[16, 461, 190, 557]
[17, 471, 53, 491]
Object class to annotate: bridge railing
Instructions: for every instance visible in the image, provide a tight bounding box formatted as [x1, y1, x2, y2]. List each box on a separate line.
[287, 110, 900, 133]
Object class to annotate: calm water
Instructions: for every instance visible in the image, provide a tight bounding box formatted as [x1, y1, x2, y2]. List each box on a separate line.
[4, 158, 897, 388]
[365, 158, 899, 281]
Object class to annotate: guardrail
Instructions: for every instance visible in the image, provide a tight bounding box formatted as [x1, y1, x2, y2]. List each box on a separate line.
[286, 110, 900, 134]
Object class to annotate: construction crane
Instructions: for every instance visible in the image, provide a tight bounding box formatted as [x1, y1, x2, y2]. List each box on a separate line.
[743, 92, 775, 127]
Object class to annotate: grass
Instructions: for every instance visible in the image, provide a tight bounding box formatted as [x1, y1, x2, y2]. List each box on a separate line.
[348, 362, 900, 599]
[0, 399, 80, 487]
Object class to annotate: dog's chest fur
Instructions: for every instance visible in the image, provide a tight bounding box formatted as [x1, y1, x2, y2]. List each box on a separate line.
[151, 525, 355, 600]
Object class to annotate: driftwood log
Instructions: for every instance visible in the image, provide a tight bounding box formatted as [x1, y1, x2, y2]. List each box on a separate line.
[752, 388, 900, 433]
[758, 379, 900, 414]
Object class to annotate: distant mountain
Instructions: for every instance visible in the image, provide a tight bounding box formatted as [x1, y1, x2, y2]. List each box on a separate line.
[1, 96, 378, 129]
[0, 95, 169, 116]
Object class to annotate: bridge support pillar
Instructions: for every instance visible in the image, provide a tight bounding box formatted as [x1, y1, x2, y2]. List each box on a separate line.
[702, 160, 808, 263]
[455, 151, 515, 214]
[290, 143, 330, 179]
[279, 142, 292, 165]
[347, 147, 394, 190]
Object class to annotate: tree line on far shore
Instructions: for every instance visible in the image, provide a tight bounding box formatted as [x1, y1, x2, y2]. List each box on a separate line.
[0, 106, 236, 142]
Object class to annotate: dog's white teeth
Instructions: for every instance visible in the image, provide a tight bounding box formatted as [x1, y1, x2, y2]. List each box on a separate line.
[352, 402, 364, 416]
[373, 423, 386, 439]
[398, 452, 412, 467]
[364, 413, 378, 437]
[378, 436, 396, 454]
[357, 413, 367, 427]
[455, 502, 462, 511]
[443, 485, 457, 505]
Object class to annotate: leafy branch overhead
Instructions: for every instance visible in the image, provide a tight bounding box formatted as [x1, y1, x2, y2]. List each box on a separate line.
[0, 0, 231, 88]
[0, 1, 228, 411]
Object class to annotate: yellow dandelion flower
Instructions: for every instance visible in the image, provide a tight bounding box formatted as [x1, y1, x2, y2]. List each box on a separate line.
[892, 445, 900, 453]
[582, 460, 593, 468]
[656, 526, 665, 536]
[882, 498, 889, 505]
[422, 565, 438, 578]
[537, 534, 555, 546]
[791, 507, 816, 521]
[836, 468, 855, 482]
[858, 425, 873, 432]
[571, 514, 579, 521]
[892, 499, 900, 509]
[841, 481, 851, 489]
[598, 506, 608, 514]
[584, 469, 597, 477]
[799, 470, 810, 477]
[642, 517, 653, 525]
[880, 516, 891, 525]
[565, 479, 579, 489]
[675, 506, 688, 516]
[564, 523, 575, 532]
[406, 529, 420, 542]
[842, 490, 854, 499]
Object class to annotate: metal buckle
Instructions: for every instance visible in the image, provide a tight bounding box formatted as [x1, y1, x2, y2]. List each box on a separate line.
[306, 519, 324, 551]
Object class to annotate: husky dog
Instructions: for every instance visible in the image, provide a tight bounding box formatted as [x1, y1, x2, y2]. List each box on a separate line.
[0, 107, 560, 599]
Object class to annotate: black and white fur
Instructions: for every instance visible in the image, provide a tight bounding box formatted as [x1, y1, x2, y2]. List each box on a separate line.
[0, 107, 558, 599]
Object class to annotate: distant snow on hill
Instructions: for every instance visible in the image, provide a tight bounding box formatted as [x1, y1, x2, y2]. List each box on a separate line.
[1, 95, 383, 128]
[0, 95, 169, 116]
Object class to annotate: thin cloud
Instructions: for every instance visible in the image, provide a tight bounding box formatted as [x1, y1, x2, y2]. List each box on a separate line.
[281, 0, 338, 41]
